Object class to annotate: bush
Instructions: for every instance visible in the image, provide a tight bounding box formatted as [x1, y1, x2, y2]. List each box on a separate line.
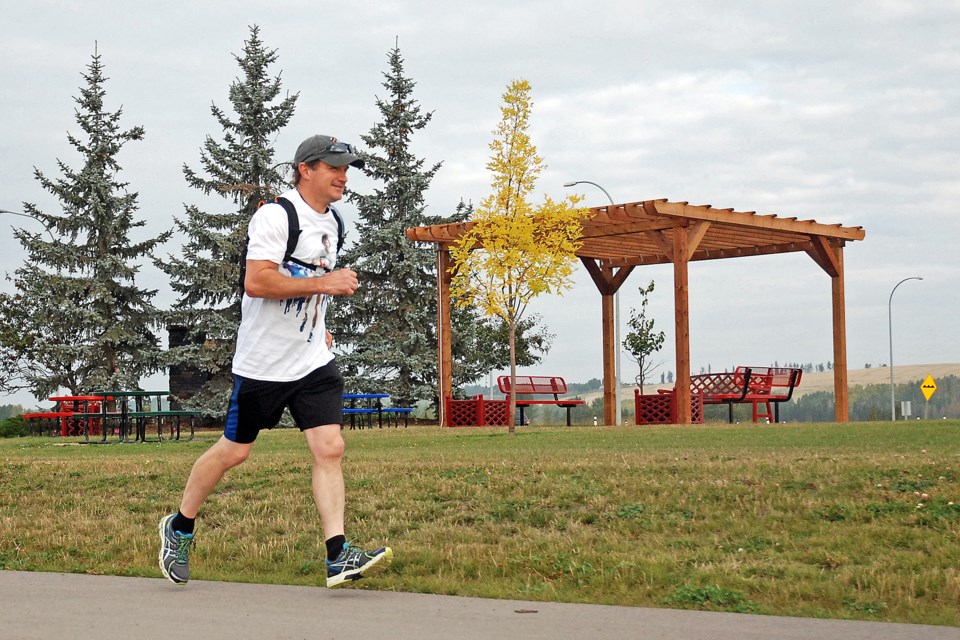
[0, 416, 31, 438]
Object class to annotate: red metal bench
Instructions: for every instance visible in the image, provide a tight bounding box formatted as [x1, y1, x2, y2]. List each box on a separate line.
[497, 375, 586, 426]
[681, 366, 802, 423]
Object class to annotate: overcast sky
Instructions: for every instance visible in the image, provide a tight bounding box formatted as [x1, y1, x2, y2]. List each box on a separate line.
[1, 1, 958, 408]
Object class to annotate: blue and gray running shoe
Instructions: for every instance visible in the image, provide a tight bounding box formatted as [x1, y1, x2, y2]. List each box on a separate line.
[326, 543, 393, 588]
[158, 513, 193, 585]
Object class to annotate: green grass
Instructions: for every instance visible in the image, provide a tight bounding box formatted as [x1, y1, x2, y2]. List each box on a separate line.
[1, 421, 958, 626]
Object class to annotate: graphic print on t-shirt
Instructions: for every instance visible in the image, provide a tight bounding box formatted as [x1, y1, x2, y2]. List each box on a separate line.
[280, 234, 334, 343]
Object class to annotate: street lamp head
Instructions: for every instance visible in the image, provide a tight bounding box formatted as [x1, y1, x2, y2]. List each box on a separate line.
[561, 180, 615, 205]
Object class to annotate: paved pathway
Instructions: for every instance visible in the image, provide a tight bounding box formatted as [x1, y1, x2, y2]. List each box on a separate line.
[2, 571, 957, 640]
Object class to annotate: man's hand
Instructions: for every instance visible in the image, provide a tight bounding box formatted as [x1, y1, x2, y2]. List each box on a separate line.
[320, 268, 359, 296]
[325, 331, 334, 349]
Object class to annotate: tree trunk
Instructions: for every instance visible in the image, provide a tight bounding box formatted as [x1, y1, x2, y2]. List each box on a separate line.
[509, 319, 516, 435]
[638, 355, 645, 395]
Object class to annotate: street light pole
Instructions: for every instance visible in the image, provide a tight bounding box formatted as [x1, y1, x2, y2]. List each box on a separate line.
[888, 276, 922, 421]
[563, 180, 621, 425]
[1, 208, 56, 241]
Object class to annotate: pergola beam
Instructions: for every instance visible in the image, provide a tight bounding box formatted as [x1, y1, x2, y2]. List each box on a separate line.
[593, 240, 823, 268]
[580, 219, 683, 239]
[650, 200, 865, 241]
[806, 236, 842, 278]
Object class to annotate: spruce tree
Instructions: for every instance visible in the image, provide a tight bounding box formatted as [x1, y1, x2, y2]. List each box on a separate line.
[156, 25, 297, 416]
[333, 43, 442, 405]
[0, 49, 168, 398]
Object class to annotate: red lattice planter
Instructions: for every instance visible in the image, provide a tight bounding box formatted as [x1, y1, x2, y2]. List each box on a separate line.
[445, 396, 511, 427]
[634, 390, 704, 425]
[481, 399, 510, 426]
[689, 393, 704, 423]
[447, 397, 480, 426]
[635, 393, 673, 424]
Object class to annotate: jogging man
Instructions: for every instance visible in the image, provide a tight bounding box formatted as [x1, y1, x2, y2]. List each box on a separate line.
[159, 134, 393, 588]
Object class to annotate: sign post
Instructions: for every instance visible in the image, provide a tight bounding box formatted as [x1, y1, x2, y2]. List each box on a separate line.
[921, 375, 937, 420]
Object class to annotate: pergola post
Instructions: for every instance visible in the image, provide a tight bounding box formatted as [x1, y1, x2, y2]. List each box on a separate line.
[601, 288, 617, 426]
[805, 237, 850, 423]
[581, 258, 634, 426]
[831, 247, 849, 422]
[437, 248, 453, 427]
[672, 226, 692, 424]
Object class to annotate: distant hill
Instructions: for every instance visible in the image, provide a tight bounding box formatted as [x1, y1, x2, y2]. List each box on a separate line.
[789, 363, 959, 398]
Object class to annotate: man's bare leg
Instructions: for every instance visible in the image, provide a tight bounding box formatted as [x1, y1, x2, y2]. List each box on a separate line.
[304, 423, 393, 587]
[304, 424, 345, 538]
[160, 436, 253, 585]
[180, 436, 254, 518]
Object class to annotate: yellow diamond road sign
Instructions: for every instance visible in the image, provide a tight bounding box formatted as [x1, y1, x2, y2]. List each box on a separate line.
[921, 375, 937, 401]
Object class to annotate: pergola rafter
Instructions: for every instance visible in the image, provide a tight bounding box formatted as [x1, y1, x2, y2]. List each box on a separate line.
[407, 198, 865, 426]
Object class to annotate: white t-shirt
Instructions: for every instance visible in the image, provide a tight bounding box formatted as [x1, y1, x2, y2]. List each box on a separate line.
[232, 188, 340, 381]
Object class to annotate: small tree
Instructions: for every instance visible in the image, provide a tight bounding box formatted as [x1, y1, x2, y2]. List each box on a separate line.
[623, 280, 665, 394]
[0, 49, 168, 398]
[449, 79, 584, 433]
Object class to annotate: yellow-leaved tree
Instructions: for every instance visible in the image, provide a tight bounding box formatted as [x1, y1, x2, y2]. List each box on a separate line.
[450, 79, 585, 433]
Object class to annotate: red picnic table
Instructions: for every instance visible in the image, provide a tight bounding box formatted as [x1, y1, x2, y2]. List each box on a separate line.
[47, 395, 105, 436]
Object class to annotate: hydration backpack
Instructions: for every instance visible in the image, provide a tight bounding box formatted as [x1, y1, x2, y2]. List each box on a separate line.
[238, 196, 345, 291]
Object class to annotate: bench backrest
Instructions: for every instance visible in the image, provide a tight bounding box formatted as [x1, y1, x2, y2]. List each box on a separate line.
[734, 366, 802, 392]
[687, 366, 802, 402]
[690, 371, 747, 396]
[497, 375, 568, 397]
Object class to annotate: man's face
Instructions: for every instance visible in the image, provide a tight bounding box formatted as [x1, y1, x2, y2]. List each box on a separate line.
[300, 160, 349, 206]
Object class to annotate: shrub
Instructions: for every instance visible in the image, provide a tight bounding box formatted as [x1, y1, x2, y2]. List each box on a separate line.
[0, 416, 31, 438]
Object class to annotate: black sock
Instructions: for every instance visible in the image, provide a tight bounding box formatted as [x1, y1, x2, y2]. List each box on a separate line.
[325, 535, 346, 561]
[172, 511, 195, 535]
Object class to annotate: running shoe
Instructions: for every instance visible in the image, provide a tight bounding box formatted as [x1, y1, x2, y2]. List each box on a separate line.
[158, 513, 193, 585]
[326, 543, 393, 588]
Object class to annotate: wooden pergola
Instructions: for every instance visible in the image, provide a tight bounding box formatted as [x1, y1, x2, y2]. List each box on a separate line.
[406, 199, 866, 426]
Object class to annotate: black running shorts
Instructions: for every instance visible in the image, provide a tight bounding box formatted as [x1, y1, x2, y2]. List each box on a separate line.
[224, 360, 344, 444]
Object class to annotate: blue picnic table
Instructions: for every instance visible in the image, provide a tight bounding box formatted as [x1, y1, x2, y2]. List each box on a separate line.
[342, 393, 389, 429]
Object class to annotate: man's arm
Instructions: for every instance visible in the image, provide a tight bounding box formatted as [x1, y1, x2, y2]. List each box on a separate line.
[243, 260, 358, 299]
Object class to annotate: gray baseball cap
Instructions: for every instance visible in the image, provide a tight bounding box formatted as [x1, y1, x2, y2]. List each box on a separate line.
[293, 134, 364, 169]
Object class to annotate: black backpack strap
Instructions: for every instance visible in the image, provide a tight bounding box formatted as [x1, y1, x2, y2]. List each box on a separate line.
[239, 196, 312, 291]
[277, 196, 343, 258]
[274, 197, 302, 263]
[328, 204, 345, 255]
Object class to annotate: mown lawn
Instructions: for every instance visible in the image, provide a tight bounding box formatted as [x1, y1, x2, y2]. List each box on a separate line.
[1, 420, 958, 626]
